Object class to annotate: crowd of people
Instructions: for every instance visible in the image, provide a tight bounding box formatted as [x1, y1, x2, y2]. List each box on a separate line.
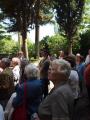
[0, 49, 90, 120]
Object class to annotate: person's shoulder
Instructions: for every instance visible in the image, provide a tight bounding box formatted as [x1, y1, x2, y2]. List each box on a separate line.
[71, 69, 79, 76]
[26, 79, 43, 87]
[34, 79, 43, 87]
[3, 67, 13, 74]
[58, 83, 71, 91]
[52, 84, 73, 100]
[53, 84, 71, 94]
[0, 69, 13, 79]
[70, 70, 79, 81]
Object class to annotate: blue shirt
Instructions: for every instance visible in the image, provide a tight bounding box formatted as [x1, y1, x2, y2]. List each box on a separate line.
[12, 79, 43, 118]
[76, 62, 85, 81]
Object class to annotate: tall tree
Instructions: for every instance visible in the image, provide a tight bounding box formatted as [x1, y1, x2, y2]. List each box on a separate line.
[53, 0, 85, 54]
[80, 0, 90, 32]
[34, 0, 40, 59]
[34, 0, 53, 58]
[0, 0, 36, 58]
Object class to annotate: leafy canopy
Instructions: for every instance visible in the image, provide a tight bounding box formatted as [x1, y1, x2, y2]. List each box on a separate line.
[53, 0, 85, 40]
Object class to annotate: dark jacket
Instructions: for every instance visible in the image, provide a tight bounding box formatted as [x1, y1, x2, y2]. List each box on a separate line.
[12, 79, 43, 119]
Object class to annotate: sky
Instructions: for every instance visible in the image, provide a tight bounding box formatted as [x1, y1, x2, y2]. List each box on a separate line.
[11, 24, 55, 43]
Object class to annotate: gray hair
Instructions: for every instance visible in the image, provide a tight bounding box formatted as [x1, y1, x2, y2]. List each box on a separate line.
[51, 59, 71, 78]
[24, 63, 40, 79]
[1, 58, 11, 67]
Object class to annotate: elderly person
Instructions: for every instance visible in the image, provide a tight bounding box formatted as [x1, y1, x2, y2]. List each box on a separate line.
[0, 58, 14, 109]
[38, 59, 74, 120]
[12, 64, 43, 119]
[11, 57, 20, 85]
[19, 58, 29, 84]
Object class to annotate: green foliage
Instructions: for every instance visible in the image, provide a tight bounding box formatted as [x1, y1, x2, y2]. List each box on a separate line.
[0, 0, 53, 32]
[0, 0, 54, 58]
[40, 34, 81, 56]
[0, 0, 35, 31]
[80, 0, 90, 32]
[38, 1, 53, 25]
[54, 0, 85, 38]
[28, 41, 35, 58]
[0, 22, 10, 40]
[40, 34, 67, 56]
[72, 33, 81, 54]
[0, 37, 19, 54]
[53, 0, 85, 53]
[80, 29, 90, 56]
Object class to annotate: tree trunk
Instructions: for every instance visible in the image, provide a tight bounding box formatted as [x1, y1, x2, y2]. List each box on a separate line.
[68, 42, 72, 55]
[35, 24, 39, 59]
[21, 0, 28, 59]
[35, 0, 40, 59]
[68, 37, 73, 55]
[18, 32, 21, 51]
[21, 31, 28, 59]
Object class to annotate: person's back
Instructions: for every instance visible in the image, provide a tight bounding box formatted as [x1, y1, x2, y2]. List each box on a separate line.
[69, 70, 79, 99]
[54, 83, 74, 119]
[39, 58, 50, 79]
[39, 50, 50, 98]
[38, 83, 74, 120]
[19, 58, 29, 84]
[0, 58, 14, 108]
[64, 55, 80, 99]
[2, 62, 14, 95]
[12, 64, 43, 119]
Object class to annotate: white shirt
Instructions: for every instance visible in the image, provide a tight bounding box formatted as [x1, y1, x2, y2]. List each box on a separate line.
[69, 70, 80, 99]
[12, 65, 20, 85]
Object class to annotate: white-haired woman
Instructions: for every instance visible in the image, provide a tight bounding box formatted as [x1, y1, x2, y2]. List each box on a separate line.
[38, 59, 74, 120]
[12, 64, 43, 120]
[11, 57, 20, 85]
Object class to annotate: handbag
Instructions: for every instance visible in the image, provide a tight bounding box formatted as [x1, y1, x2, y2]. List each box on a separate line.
[12, 82, 27, 120]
